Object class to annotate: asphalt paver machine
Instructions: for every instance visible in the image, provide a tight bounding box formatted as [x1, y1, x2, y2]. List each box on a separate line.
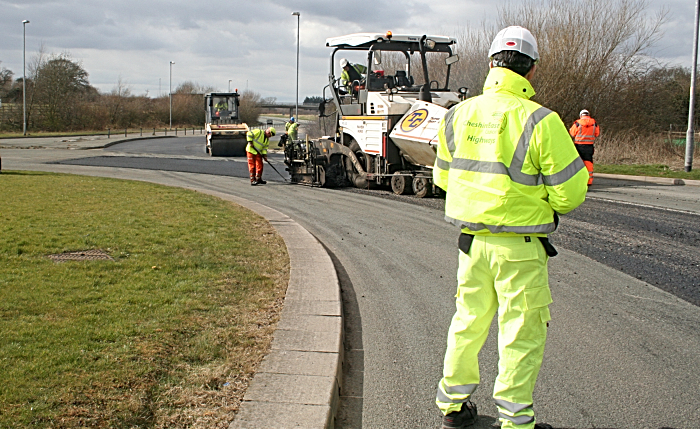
[283, 31, 468, 197]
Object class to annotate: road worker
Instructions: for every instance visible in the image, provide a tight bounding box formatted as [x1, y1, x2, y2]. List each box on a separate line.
[246, 127, 275, 185]
[214, 100, 228, 116]
[569, 109, 600, 186]
[285, 116, 299, 141]
[339, 58, 367, 94]
[433, 26, 588, 429]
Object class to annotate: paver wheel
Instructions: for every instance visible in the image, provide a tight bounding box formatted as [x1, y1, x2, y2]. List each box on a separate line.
[391, 173, 413, 195]
[412, 177, 433, 198]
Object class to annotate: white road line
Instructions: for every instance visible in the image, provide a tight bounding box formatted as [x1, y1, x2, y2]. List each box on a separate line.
[586, 196, 700, 216]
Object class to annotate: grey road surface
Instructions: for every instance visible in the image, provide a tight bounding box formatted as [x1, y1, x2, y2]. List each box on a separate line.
[3, 136, 700, 429]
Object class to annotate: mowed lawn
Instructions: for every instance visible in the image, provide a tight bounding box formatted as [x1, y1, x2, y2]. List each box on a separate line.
[0, 171, 289, 428]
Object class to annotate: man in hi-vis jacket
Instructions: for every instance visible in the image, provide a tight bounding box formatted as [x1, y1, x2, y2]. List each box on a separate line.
[433, 26, 588, 429]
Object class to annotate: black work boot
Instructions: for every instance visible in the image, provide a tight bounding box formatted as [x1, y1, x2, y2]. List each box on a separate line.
[442, 401, 477, 429]
[257, 179, 267, 185]
[534, 424, 553, 429]
[251, 180, 258, 186]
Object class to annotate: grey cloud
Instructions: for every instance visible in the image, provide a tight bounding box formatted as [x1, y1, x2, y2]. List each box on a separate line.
[268, 0, 434, 28]
[0, 0, 695, 101]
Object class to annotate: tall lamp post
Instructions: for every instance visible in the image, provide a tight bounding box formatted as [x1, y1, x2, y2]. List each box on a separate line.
[22, 19, 30, 136]
[169, 61, 175, 129]
[228, 79, 232, 92]
[292, 11, 300, 120]
[686, 0, 700, 172]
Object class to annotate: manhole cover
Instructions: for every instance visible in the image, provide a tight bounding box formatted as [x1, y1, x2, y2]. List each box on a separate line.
[48, 249, 115, 262]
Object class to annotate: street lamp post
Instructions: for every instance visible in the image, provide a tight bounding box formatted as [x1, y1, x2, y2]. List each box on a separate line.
[229, 79, 232, 92]
[169, 61, 174, 129]
[686, 0, 700, 172]
[22, 20, 30, 136]
[292, 11, 300, 120]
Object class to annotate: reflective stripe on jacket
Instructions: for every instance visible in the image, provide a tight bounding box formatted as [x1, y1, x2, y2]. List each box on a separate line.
[569, 116, 599, 144]
[433, 67, 588, 236]
[285, 121, 299, 139]
[246, 128, 269, 155]
[340, 64, 367, 88]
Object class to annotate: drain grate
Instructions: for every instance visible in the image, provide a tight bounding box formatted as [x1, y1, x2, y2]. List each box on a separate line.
[48, 249, 115, 262]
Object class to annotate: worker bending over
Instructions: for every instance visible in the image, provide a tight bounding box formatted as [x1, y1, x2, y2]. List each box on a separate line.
[569, 109, 600, 186]
[433, 26, 588, 429]
[285, 117, 299, 141]
[246, 127, 275, 186]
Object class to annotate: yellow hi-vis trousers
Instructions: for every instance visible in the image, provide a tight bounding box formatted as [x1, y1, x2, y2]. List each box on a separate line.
[436, 235, 552, 429]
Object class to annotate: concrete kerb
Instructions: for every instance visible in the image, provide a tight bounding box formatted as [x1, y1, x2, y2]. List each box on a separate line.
[594, 172, 700, 187]
[81, 135, 174, 150]
[0, 134, 178, 151]
[194, 190, 342, 429]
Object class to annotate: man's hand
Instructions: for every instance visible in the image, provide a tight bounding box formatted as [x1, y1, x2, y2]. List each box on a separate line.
[263, 155, 268, 161]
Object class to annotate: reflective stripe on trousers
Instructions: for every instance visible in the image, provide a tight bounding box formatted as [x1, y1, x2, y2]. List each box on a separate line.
[437, 236, 551, 429]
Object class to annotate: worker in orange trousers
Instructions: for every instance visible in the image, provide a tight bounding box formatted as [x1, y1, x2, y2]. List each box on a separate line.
[569, 109, 600, 186]
[246, 127, 275, 185]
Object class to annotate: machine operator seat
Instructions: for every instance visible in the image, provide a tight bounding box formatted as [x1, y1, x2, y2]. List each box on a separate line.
[395, 70, 414, 88]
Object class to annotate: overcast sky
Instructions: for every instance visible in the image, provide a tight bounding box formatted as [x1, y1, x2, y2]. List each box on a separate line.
[0, 0, 694, 103]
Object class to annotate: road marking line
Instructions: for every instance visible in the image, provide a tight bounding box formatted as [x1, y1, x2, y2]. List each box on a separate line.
[586, 196, 700, 216]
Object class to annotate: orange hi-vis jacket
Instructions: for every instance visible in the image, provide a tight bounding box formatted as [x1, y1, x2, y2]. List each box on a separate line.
[569, 116, 599, 144]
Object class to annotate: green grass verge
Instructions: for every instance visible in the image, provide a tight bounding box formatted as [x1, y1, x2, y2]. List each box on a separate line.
[596, 164, 700, 180]
[0, 171, 288, 427]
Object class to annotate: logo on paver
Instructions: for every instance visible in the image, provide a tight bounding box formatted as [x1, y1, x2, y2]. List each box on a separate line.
[400, 109, 429, 132]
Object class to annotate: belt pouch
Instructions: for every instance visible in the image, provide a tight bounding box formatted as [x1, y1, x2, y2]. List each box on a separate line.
[538, 236, 558, 257]
[458, 233, 474, 255]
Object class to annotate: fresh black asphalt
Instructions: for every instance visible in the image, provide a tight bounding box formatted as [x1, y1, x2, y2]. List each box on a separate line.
[17, 135, 698, 427]
[53, 155, 290, 181]
[55, 150, 700, 309]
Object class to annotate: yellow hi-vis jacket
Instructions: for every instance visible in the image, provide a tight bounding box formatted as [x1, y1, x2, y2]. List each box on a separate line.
[434, 67, 588, 236]
[285, 121, 299, 140]
[246, 129, 269, 155]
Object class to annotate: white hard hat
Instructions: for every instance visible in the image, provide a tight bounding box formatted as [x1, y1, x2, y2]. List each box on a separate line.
[488, 26, 539, 61]
[580, 109, 590, 116]
[340, 58, 349, 68]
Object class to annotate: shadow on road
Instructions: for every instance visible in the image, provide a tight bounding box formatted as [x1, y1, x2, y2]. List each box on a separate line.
[321, 243, 364, 429]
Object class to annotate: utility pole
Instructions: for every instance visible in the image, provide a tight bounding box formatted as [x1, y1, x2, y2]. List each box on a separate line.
[686, 0, 700, 172]
[22, 20, 30, 136]
[169, 61, 175, 129]
[229, 79, 232, 92]
[292, 12, 300, 120]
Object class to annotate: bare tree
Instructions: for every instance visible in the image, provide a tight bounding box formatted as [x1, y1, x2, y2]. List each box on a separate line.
[0, 62, 13, 100]
[239, 89, 262, 125]
[449, 0, 666, 131]
[500, 0, 667, 125]
[104, 76, 132, 126]
[175, 81, 213, 95]
[450, 24, 493, 96]
[32, 52, 93, 130]
[172, 81, 214, 126]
